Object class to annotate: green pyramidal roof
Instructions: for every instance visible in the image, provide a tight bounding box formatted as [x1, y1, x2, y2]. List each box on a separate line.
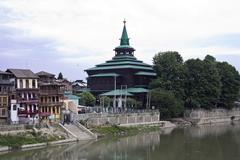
[120, 21, 129, 46]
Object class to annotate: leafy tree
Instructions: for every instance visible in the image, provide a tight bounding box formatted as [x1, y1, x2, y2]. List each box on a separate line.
[126, 98, 138, 108]
[79, 92, 96, 106]
[57, 72, 63, 80]
[184, 57, 221, 109]
[150, 89, 184, 119]
[100, 96, 111, 108]
[217, 62, 240, 108]
[150, 51, 185, 99]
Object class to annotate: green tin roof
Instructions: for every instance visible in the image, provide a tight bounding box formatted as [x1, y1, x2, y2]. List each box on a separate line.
[100, 87, 148, 96]
[96, 61, 151, 67]
[89, 73, 119, 77]
[135, 71, 157, 76]
[64, 93, 80, 100]
[100, 89, 133, 96]
[127, 87, 149, 93]
[86, 65, 154, 71]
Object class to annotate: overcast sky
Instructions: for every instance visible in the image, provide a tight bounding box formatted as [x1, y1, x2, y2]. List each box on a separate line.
[0, 0, 240, 81]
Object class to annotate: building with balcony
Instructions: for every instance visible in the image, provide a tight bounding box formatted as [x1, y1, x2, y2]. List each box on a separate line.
[37, 71, 64, 122]
[6, 69, 39, 123]
[0, 71, 14, 122]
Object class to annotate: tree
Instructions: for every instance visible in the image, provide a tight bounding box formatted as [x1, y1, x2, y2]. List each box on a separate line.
[100, 96, 111, 108]
[150, 51, 185, 99]
[184, 57, 221, 109]
[217, 62, 240, 108]
[79, 92, 96, 106]
[150, 89, 184, 119]
[57, 72, 63, 80]
[126, 98, 138, 108]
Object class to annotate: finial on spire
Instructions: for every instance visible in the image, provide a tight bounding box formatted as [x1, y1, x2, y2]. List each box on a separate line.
[123, 19, 126, 24]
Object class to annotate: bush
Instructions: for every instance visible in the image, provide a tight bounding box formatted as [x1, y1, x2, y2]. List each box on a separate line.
[79, 92, 96, 106]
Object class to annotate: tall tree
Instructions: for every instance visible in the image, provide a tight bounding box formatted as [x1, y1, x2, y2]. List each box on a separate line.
[217, 62, 240, 108]
[150, 51, 185, 99]
[57, 72, 63, 80]
[184, 56, 221, 109]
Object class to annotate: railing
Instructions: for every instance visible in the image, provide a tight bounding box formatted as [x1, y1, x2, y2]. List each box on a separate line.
[39, 102, 63, 106]
[18, 110, 39, 116]
[39, 90, 64, 95]
[0, 80, 14, 85]
[17, 99, 39, 103]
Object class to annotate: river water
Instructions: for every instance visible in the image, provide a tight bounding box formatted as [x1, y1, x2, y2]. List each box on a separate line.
[1, 122, 240, 160]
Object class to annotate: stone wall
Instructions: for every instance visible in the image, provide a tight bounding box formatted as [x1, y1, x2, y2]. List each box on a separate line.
[73, 111, 160, 126]
[184, 108, 240, 125]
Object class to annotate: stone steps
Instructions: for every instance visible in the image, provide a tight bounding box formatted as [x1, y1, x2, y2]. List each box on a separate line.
[61, 123, 95, 140]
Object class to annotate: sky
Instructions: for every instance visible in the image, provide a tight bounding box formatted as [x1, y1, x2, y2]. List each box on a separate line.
[0, 0, 240, 81]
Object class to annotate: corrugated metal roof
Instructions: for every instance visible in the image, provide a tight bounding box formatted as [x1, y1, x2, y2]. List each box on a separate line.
[96, 61, 151, 67]
[89, 73, 119, 77]
[127, 87, 149, 93]
[100, 89, 133, 96]
[64, 94, 80, 100]
[135, 71, 157, 76]
[7, 69, 38, 78]
[86, 65, 154, 71]
[100, 87, 149, 96]
[36, 71, 55, 77]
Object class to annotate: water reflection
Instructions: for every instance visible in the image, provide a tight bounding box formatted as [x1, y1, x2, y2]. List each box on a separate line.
[1, 122, 240, 160]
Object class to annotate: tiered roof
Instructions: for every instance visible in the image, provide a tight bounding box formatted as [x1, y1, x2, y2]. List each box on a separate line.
[85, 21, 156, 77]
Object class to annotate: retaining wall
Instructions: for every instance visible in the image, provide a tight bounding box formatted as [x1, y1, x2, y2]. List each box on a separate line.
[74, 111, 160, 126]
[184, 108, 240, 125]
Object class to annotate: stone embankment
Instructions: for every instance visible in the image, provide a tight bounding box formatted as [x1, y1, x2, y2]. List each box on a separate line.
[74, 111, 160, 126]
[184, 108, 240, 125]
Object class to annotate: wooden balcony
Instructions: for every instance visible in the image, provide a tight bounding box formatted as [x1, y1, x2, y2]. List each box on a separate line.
[39, 101, 63, 106]
[17, 98, 39, 104]
[18, 110, 39, 117]
[39, 90, 64, 95]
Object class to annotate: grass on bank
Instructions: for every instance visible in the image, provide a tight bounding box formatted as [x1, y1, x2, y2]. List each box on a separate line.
[0, 132, 61, 147]
[91, 125, 161, 137]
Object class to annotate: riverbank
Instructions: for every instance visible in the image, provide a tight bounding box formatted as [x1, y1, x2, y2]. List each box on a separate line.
[0, 131, 63, 148]
[90, 121, 176, 138]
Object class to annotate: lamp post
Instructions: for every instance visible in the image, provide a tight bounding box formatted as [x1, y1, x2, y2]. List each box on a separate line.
[113, 75, 117, 113]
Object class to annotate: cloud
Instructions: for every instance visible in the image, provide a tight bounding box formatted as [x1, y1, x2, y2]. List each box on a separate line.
[0, 0, 239, 80]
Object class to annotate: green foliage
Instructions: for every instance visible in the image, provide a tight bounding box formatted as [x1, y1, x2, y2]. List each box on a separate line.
[100, 96, 111, 108]
[184, 57, 221, 109]
[92, 125, 161, 137]
[151, 51, 185, 99]
[126, 98, 138, 108]
[57, 72, 63, 80]
[80, 92, 96, 106]
[150, 51, 240, 118]
[150, 89, 184, 119]
[0, 132, 62, 147]
[217, 62, 240, 109]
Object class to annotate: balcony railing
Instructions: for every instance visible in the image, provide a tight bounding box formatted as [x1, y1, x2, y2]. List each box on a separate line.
[39, 90, 64, 95]
[18, 110, 39, 117]
[17, 98, 39, 103]
[39, 101, 63, 106]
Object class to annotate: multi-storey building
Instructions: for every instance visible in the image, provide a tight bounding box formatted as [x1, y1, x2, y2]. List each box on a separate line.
[6, 69, 39, 123]
[37, 71, 64, 122]
[0, 71, 14, 122]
